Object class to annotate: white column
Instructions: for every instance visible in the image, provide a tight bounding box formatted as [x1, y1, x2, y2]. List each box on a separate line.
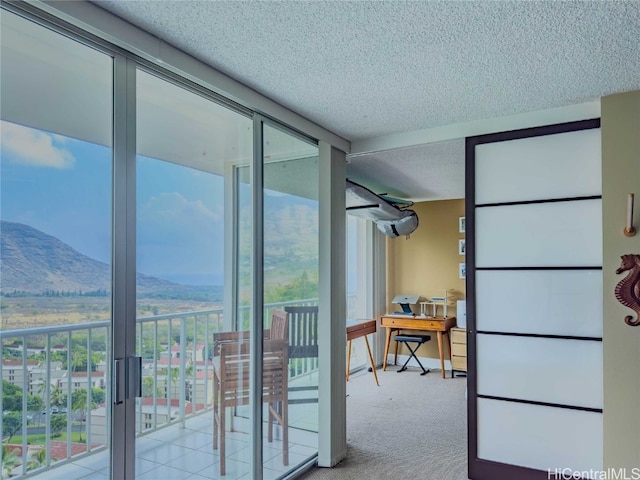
[318, 142, 347, 467]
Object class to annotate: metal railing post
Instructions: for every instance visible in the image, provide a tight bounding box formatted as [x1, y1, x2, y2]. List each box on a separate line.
[179, 318, 186, 428]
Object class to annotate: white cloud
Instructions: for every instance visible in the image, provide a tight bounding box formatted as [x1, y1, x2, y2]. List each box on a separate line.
[0, 121, 75, 168]
[139, 192, 222, 225]
[138, 192, 223, 247]
[51, 133, 68, 144]
[137, 192, 224, 279]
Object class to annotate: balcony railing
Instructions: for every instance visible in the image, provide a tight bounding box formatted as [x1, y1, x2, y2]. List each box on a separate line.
[0, 298, 318, 478]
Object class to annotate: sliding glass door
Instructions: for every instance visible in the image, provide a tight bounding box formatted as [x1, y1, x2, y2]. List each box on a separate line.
[135, 68, 254, 479]
[261, 123, 320, 477]
[1, 9, 114, 479]
[346, 216, 371, 374]
[1, 6, 323, 479]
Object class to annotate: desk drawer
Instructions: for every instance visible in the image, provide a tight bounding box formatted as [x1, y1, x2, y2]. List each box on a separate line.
[450, 328, 466, 344]
[451, 355, 467, 371]
[450, 327, 467, 372]
[451, 343, 467, 356]
[382, 318, 443, 330]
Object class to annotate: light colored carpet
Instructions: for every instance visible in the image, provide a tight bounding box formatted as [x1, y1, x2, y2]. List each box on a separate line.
[299, 365, 468, 480]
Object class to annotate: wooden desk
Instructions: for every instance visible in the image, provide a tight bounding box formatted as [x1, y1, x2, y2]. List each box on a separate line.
[381, 315, 456, 379]
[346, 319, 379, 386]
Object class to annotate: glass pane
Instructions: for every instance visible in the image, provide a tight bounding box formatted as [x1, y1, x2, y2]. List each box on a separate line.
[477, 334, 603, 408]
[1, 10, 113, 479]
[346, 216, 369, 373]
[476, 270, 603, 337]
[136, 69, 252, 478]
[262, 124, 319, 477]
[475, 128, 602, 204]
[476, 199, 603, 268]
[478, 398, 603, 472]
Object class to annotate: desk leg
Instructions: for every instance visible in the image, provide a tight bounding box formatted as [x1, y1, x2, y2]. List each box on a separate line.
[437, 331, 446, 379]
[394, 330, 399, 365]
[383, 328, 392, 371]
[364, 335, 379, 386]
[346, 339, 352, 382]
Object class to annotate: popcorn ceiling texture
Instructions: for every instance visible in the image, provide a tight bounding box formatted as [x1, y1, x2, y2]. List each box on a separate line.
[96, 1, 640, 142]
[347, 139, 465, 202]
[96, 1, 639, 201]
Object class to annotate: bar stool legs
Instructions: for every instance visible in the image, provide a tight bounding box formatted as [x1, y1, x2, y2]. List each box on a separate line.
[394, 334, 431, 375]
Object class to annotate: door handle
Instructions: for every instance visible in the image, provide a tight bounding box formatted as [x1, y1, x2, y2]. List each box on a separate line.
[114, 358, 125, 405]
[114, 356, 142, 404]
[127, 356, 142, 399]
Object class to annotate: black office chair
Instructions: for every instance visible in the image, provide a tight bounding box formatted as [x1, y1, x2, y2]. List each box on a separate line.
[394, 334, 431, 375]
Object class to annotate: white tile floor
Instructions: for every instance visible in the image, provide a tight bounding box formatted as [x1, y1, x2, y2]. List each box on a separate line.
[24, 401, 318, 480]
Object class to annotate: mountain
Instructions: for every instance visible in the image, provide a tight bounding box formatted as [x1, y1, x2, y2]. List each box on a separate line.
[0, 221, 214, 298]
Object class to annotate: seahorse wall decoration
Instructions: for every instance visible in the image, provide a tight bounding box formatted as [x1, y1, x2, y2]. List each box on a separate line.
[614, 254, 640, 326]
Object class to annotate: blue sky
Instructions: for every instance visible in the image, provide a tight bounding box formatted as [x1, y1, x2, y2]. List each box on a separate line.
[1, 120, 226, 285]
[1, 120, 352, 290]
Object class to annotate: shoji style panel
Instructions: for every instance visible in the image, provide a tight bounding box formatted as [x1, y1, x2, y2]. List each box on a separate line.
[467, 120, 603, 480]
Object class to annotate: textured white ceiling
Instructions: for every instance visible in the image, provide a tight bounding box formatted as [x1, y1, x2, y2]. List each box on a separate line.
[348, 140, 465, 202]
[94, 0, 640, 200]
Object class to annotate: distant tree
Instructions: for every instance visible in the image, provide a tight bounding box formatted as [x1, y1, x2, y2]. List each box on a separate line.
[26, 447, 47, 472]
[2, 380, 20, 396]
[71, 389, 87, 441]
[34, 377, 47, 397]
[50, 414, 67, 437]
[2, 412, 22, 443]
[33, 351, 47, 365]
[71, 348, 86, 373]
[91, 351, 104, 365]
[50, 351, 67, 368]
[142, 377, 161, 398]
[27, 393, 44, 413]
[90, 334, 107, 352]
[3, 380, 44, 413]
[264, 270, 318, 304]
[2, 445, 20, 478]
[140, 338, 159, 360]
[91, 387, 105, 405]
[50, 386, 66, 408]
[71, 389, 96, 442]
[169, 367, 180, 398]
[1, 347, 19, 360]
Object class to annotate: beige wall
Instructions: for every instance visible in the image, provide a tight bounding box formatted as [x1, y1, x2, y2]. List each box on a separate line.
[602, 90, 640, 469]
[386, 199, 466, 359]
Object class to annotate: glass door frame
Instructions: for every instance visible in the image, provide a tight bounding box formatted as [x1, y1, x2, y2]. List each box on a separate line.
[249, 115, 321, 479]
[2, 4, 330, 477]
[111, 55, 137, 480]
